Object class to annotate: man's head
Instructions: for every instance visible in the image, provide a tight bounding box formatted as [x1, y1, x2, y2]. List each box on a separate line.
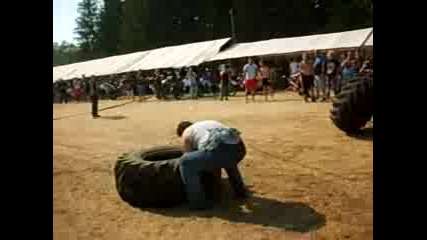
[327, 50, 334, 59]
[176, 121, 193, 137]
[248, 57, 253, 64]
[302, 53, 307, 61]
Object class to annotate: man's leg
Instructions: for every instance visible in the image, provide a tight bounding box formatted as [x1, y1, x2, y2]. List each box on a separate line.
[92, 96, 99, 117]
[325, 75, 331, 99]
[309, 75, 316, 102]
[224, 167, 248, 198]
[220, 82, 225, 100]
[91, 96, 95, 117]
[180, 150, 217, 209]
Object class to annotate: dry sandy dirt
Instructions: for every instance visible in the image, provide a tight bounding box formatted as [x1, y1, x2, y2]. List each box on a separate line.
[53, 92, 373, 240]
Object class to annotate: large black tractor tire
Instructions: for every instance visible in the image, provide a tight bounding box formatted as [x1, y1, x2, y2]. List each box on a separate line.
[114, 145, 221, 208]
[330, 76, 373, 134]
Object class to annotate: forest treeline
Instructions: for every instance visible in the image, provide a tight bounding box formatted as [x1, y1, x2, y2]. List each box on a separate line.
[53, 0, 372, 66]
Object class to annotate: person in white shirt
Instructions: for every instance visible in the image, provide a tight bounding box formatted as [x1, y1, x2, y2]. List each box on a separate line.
[176, 120, 248, 210]
[187, 67, 198, 99]
[289, 57, 300, 76]
[242, 57, 258, 103]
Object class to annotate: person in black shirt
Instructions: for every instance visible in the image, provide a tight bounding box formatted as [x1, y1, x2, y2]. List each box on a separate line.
[220, 65, 230, 101]
[58, 80, 68, 104]
[326, 51, 341, 98]
[88, 76, 100, 118]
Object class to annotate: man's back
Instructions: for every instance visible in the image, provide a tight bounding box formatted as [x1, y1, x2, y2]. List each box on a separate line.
[185, 120, 230, 150]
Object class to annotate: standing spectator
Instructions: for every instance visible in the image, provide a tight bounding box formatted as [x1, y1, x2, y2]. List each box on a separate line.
[88, 76, 100, 118]
[199, 68, 210, 96]
[59, 80, 68, 104]
[135, 70, 145, 102]
[153, 69, 165, 100]
[326, 50, 341, 98]
[187, 67, 198, 99]
[220, 65, 230, 101]
[360, 57, 373, 74]
[125, 72, 134, 99]
[341, 59, 358, 85]
[354, 50, 364, 70]
[73, 77, 83, 102]
[213, 68, 221, 95]
[313, 51, 327, 101]
[289, 57, 300, 76]
[202, 68, 217, 97]
[300, 53, 315, 102]
[129, 72, 138, 101]
[259, 60, 274, 101]
[242, 57, 258, 103]
[288, 57, 302, 94]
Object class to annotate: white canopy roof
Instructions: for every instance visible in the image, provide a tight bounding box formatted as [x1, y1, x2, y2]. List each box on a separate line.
[364, 32, 373, 46]
[210, 28, 373, 61]
[64, 51, 150, 80]
[53, 51, 150, 81]
[53, 27, 373, 82]
[53, 63, 80, 82]
[123, 38, 231, 72]
[53, 38, 230, 82]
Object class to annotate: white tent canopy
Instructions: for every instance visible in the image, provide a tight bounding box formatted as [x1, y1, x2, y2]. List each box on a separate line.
[64, 51, 150, 80]
[123, 38, 231, 72]
[209, 28, 373, 61]
[364, 32, 373, 46]
[53, 63, 80, 82]
[53, 27, 373, 82]
[53, 51, 150, 81]
[53, 38, 230, 82]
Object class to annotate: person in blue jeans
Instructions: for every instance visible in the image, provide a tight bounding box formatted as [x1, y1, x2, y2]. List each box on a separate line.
[176, 120, 249, 210]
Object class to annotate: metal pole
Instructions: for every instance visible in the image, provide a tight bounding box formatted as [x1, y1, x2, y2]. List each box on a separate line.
[229, 8, 236, 43]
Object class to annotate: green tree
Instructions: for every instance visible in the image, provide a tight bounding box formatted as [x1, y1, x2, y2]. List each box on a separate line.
[120, 0, 149, 52]
[53, 41, 81, 66]
[74, 0, 102, 59]
[99, 0, 123, 56]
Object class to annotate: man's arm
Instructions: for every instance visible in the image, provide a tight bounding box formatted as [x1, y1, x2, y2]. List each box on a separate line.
[181, 129, 193, 152]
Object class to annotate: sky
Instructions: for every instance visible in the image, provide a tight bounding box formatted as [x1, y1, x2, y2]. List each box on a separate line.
[53, 0, 79, 43]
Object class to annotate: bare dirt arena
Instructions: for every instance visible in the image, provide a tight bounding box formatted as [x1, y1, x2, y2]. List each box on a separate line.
[53, 92, 373, 240]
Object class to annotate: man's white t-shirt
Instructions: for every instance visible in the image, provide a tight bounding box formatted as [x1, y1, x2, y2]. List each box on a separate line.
[243, 63, 258, 80]
[186, 120, 239, 150]
[289, 62, 300, 75]
[187, 70, 197, 86]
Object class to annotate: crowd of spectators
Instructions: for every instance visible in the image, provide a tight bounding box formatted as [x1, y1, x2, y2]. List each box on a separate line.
[53, 49, 373, 104]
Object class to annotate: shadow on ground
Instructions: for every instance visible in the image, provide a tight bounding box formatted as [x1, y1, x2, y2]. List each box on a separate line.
[348, 127, 373, 141]
[144, 186, 325, 233]
[100, 115, 127, 120]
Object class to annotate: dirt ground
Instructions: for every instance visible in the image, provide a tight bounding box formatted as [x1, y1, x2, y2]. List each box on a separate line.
[53, 92, 373, 240]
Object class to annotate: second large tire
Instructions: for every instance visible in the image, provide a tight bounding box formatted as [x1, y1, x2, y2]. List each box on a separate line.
[114, 145, 221, 208]
[330, 76, 373, 134]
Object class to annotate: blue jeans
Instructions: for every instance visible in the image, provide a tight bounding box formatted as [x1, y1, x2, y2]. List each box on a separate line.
[190, 84, 198, 99]
[180, 141, 247, 208]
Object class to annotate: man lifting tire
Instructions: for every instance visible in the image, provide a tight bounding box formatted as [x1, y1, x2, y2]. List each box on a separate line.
[176, 120, 249, 210]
